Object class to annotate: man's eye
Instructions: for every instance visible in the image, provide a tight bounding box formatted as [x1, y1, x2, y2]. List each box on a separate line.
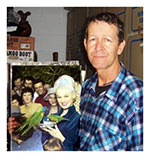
[89, 38, 95, 42]
[105, 38, 112, 42]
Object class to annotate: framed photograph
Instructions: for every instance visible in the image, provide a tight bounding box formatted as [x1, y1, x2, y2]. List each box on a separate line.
[7, 61, 82, 151]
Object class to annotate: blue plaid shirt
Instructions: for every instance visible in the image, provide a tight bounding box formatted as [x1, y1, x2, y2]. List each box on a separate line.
[79, 64, 143, 151]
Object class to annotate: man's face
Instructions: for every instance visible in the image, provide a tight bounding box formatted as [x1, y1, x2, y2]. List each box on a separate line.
[24, 80, 33, 88]
[14, 78, 22, 89]
[84, 21, 125, 71]
[34, 82, 44, 95]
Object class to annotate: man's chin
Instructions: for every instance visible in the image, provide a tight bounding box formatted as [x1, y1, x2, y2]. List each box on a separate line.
[92, 63, 107, 70]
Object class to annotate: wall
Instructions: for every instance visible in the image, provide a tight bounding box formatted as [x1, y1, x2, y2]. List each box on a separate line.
[14, 7, 68, 62]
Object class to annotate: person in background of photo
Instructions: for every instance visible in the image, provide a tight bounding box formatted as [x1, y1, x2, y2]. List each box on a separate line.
[11, 94, 23, 107]
[44, 83, 51, 91]
[20, 87, 43, 118]
[43, 87, 60, 115]
[33, 79, 49, 106]
[43, 137, 64, 151]
[41, 87, 60, 143]
[8, 87, 43, 132]
[23, 76, 38, 102]
[41, 75, 80, 151]
[78, 12, 143, 151]
[24, 76, 34, 89]
[8, 87, 43, 151]
[12, 77, 23, 96]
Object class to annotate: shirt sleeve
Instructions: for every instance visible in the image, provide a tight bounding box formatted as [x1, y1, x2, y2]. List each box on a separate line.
[126, 99, 143, 151]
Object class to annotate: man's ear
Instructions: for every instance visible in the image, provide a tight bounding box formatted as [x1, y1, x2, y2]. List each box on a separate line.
[84, 38, 87, 51]
[118, 40, 126, 55]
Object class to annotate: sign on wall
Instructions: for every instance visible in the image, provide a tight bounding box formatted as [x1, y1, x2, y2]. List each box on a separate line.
[7, 36, 35, 63]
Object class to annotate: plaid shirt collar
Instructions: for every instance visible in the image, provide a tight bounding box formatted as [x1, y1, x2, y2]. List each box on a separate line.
[88, 63, 127, 102]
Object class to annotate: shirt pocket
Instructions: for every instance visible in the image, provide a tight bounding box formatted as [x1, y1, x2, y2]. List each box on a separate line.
[92, 116, 125, 151]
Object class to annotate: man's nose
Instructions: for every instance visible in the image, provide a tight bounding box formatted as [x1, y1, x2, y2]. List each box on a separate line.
[95, 39, 104, 51]
[36, 88, 39, 91]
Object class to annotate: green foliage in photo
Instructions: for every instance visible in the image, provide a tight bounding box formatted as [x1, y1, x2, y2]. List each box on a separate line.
[12, 65, 81, 86]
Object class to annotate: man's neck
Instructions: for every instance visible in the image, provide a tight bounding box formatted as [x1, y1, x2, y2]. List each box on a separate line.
[39, 90, 46, 96]
[97, 63, 121, 86]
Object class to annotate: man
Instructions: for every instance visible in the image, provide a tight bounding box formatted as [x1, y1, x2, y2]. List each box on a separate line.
[12, 77, 23, 96]
[24, 76, 34, 89]
[33, 79, 49, 106]
[79, 12, 143, 151]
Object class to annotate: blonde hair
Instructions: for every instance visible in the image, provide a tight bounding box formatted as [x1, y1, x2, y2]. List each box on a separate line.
[54, 75, 75, 93]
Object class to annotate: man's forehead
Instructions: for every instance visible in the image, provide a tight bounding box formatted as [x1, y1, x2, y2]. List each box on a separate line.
[25, 79, 32, 83]
[34, 82, 43, 87]
[88, 20, 118, 31]
[15, 78, 21, 82]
